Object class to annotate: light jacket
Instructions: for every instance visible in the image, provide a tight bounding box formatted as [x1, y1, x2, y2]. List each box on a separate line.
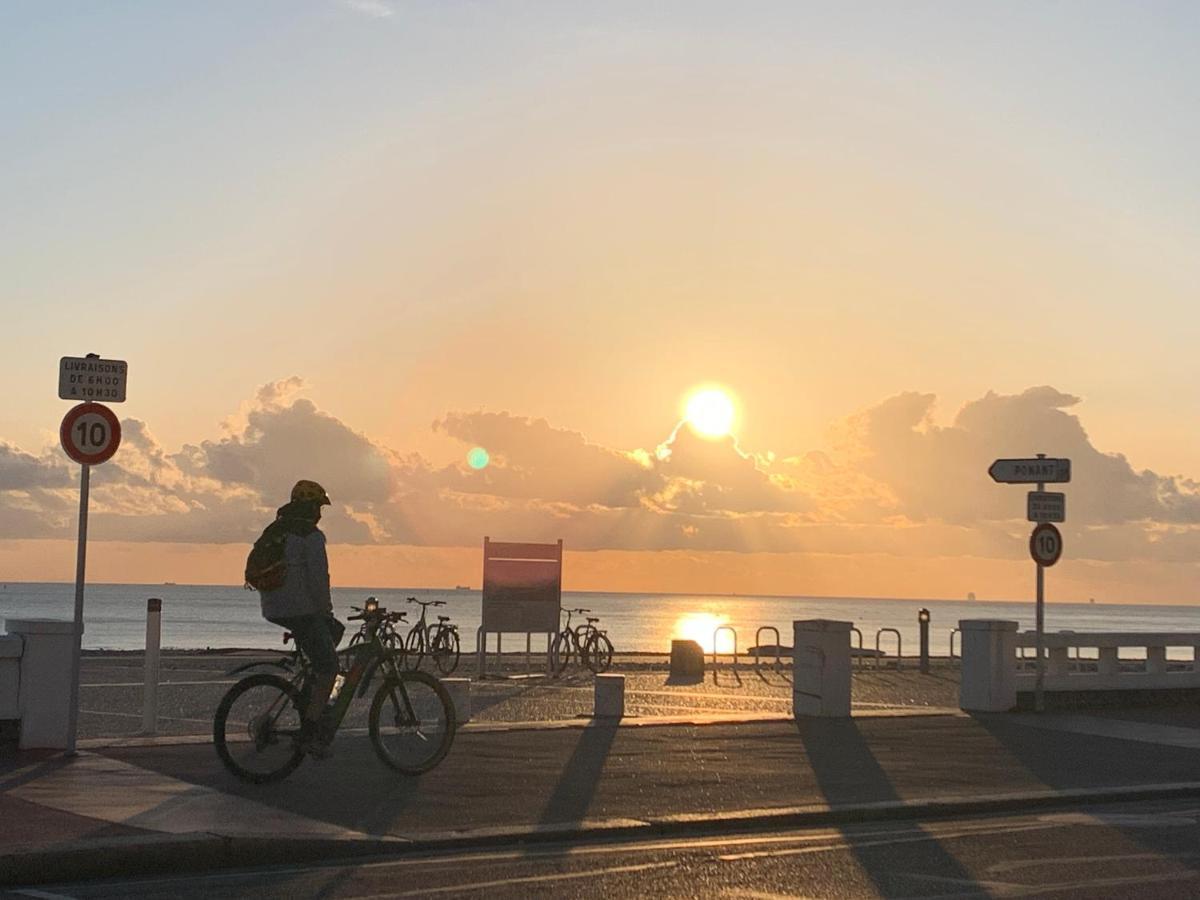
[259, 529, 332, 621]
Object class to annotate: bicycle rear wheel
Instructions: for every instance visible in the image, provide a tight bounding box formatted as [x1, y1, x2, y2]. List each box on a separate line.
[431, 628, 460, 675]
[213, 673, 305, 783]
[368, 671, 456, 774]
[586, 633, 614, 673]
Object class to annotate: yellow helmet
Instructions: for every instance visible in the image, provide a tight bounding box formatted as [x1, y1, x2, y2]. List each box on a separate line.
[290, 480, 331, 506]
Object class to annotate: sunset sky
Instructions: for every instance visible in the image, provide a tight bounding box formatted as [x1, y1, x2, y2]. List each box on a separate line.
[3, 2, 1198, 602]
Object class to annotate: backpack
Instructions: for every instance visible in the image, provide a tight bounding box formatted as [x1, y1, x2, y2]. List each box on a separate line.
[244, 521, 291, 591]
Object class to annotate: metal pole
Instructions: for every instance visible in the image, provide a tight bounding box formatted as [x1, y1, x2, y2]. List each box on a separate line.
[142, 598, 162, 734]
[1034, 455, 1046, 713]
[918, 609, 930, 674]
[65, 463, 90, 755]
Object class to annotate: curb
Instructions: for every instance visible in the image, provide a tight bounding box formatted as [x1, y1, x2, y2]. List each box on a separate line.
[6, 779, 1200, 887]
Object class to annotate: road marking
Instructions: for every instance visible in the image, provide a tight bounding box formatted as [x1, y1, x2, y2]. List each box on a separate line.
[13, 890, 79, 900]
[79, 708, 216, 727]
[343, 860, 679, 898]
[82, 680, 236, 688]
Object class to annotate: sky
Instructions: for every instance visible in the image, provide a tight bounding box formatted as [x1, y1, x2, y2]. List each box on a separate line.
[2, 2, 1199, 602]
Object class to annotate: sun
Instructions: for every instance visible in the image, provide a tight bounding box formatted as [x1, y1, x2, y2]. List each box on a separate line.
[684, 387, 736, 439]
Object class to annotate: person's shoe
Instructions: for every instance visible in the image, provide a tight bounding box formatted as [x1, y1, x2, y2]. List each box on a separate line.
[298, 719, 334, 760]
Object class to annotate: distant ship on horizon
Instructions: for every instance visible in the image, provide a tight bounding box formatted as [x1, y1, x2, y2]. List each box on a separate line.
[454, 585, 472, 591]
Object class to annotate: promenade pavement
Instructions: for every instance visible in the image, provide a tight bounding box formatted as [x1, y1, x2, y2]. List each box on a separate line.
[4, 705, 1200, 887]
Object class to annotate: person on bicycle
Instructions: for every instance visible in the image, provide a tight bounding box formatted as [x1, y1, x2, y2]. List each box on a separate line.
[258, 479, 340, 758]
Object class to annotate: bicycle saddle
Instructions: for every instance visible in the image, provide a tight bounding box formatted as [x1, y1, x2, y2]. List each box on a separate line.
[437, 615, 450, 622]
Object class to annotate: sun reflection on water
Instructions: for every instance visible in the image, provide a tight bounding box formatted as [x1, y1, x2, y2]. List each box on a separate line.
[672, 611, 736, 654]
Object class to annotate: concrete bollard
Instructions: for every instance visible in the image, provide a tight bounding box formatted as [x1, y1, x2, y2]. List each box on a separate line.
[440, 677, 471, 724]
[0, 635, 22, 721]
[669, 640, 705, 680]
[142, 598, 162, 735]
[793, 620, 852, 718]
[594, 673, 625, 718]
[958, 620, 1018, 712]
[7, 619, 79, 749]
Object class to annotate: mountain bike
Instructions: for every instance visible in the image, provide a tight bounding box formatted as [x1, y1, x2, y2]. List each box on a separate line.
[404, 597, 461, 675]
[550, 608, 614, 674]
[214, 599, 455, 783]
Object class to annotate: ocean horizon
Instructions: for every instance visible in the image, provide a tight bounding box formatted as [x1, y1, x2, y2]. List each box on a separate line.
[3, 582, 1198, 657]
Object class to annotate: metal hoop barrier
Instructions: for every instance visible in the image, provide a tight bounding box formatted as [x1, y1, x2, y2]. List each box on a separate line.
[949, 628, 960, 660]
[875, 628, 902, 669]
[712, 626, 738, 668]
[754, 626, 782, 672]
[850, 626, 864, 667]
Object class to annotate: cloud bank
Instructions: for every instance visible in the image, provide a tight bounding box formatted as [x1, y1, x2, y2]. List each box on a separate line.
[3, 381, 1198, 565]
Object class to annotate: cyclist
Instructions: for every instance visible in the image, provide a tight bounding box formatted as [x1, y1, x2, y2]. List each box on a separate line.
[257, 479, 341, 758]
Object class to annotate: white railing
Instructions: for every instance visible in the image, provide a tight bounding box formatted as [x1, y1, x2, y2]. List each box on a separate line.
[1013, 631, 1200, 691]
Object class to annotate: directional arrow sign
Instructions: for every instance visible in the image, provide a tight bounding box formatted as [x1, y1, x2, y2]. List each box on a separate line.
[988, 458, 1071, 484]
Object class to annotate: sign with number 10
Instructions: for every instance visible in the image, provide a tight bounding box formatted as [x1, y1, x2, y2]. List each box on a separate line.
[60, 402, 122, 466]
[1029, 522, 1063, 567]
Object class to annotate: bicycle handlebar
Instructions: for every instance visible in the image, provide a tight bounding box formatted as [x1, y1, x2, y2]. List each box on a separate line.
[406, 598, 446, 608]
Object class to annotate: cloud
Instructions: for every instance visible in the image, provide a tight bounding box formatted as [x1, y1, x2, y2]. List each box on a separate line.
[339, 0, 395, 18]
[1, 381, 1198, 565]
[0, 443, 71, 491]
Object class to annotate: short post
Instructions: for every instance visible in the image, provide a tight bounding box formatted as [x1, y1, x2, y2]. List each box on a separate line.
[141, 598, 162, 734]
[958, 619, 1018, 712]
[793, 620, 851, 718]
[594, 673, 624, 718]
[440, 677, 471, 723]
[918, 608, 931, 674]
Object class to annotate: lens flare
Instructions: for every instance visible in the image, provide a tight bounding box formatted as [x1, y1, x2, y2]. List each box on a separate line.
[467, 447, 490, 470]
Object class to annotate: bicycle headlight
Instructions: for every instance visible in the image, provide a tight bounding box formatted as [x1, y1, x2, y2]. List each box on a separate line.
[365, 597, 379, 613]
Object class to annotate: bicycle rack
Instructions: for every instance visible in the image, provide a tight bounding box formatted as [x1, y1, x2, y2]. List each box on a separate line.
[850, 626, 864, 667]
[875, 628, 902, 669]
[712, 626, 738, 668]
[949, 628, 960, 660]
[754, 626, 783, 672]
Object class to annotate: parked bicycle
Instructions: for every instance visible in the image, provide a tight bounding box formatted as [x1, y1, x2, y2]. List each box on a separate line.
[214, 598, 455, 783]
[404, 597, 461, 675]
[550, 607, 614, 674]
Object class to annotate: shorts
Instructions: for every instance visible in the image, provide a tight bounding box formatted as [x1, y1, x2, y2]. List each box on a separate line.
[268, 613, 341, 677]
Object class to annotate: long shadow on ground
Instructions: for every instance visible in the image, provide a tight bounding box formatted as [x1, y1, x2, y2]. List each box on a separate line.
[796, 716, 982, 897]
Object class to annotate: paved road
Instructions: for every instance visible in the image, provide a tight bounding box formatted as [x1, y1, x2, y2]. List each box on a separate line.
[13, 798, 1200, 898]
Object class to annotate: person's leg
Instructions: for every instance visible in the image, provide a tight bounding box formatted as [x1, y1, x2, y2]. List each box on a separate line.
[289, 616, 339, 728]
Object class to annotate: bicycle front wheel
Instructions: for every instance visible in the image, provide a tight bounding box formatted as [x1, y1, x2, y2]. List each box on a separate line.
[213, 673, 305, 783]
[405, 623, 427, 670]
[368, 671, 456, 774]
[549, 630, 572, 675]
[431, 628, 460, 675]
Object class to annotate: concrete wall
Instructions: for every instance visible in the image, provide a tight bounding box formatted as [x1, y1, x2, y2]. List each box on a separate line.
[960, 622, 1200, 711]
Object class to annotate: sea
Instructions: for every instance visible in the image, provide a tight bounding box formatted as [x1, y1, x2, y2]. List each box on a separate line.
[2, 582, 1198, 657]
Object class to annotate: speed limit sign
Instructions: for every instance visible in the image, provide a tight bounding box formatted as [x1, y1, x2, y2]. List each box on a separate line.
[1029, 522, 1063, 567]
[60, 402, 122, 466]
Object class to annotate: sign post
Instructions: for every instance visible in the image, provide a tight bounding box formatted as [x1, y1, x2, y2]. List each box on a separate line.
[989, 453, 1070, 713]
[58, 355, 126, 754]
